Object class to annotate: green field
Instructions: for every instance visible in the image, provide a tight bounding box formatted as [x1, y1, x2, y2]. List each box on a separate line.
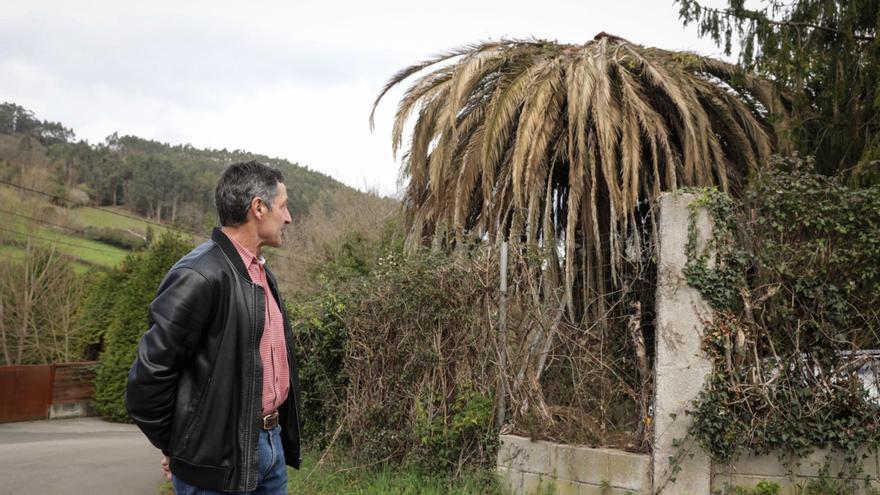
[72, 206, 172, 237]
[0, 190, 182, 271]
[34, 225, 129, 267]
[0, 222, 128, 269]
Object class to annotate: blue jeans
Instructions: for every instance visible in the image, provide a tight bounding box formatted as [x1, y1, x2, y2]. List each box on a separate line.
[172, 425, 288, 495]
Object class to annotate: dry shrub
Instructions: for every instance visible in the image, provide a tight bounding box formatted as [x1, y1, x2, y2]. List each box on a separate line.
[0, 241, 88, 365]
[495, 233, 655, 453]
[272, 187, 399, 297]
[0, 135, 53, 189]
[335, 236, 655, 471]
[341, 251, 499, 472]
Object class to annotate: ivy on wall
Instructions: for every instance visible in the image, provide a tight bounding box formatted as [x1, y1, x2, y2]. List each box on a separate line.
[683, 156, 880, 481]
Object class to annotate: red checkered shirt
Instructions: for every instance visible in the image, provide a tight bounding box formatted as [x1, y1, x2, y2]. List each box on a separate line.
[229, 236, 290, 416]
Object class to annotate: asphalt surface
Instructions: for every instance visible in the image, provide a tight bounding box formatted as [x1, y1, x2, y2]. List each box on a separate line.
[0, 417, 165, 495]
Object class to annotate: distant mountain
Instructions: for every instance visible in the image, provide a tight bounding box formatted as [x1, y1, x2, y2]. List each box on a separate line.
[0, 101, 349, 231]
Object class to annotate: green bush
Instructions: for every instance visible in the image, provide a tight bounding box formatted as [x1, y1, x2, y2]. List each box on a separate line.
[93, 232, 192, 421]
[726, 480, 781, 495]
[76, 267, 130, 360]
[290, 292, 349, 448]
[290, 223, 402, 448]
[292, 239, 499, 473]
[82, 226, 148, 251]
[411, 389, 497, 472]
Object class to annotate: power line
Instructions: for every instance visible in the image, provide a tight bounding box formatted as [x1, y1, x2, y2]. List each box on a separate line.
[0, 225, 302, 295]
[0, 226, 126, 256]
[0, 224, 304, 289]
[0, 207, 89, 235]
[0, 180, 321, 268]
[0, 178, 208, 239]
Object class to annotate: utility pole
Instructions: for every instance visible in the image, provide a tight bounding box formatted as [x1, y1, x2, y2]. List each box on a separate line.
[495, 239, 508, 431]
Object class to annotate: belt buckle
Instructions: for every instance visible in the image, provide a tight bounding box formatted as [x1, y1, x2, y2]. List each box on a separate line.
[262, 410, 279, 430]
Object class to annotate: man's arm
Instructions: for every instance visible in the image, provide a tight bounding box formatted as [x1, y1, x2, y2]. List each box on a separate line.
[125, 266, 214, 455]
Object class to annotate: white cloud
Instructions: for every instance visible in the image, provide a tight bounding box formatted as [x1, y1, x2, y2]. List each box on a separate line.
[0, 0, 729, 196]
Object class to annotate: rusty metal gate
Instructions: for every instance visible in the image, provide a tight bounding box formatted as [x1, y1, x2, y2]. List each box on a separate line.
[0, 365, 54, 422]
[0, 362, 97, 422]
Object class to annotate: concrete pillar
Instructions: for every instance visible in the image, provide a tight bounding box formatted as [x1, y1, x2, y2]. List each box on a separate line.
[652, 193, 714, 494]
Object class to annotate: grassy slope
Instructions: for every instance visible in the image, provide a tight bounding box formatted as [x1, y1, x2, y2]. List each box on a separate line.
[27, 225, 128, 267]
[72, 205, 173, 237]
[0, 189, 182, 270]
[0, 127, 349, 274]
[0, 217, 129, 270]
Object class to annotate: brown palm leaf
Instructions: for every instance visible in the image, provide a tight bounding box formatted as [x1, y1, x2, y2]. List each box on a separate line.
[372, 35, 787, 318]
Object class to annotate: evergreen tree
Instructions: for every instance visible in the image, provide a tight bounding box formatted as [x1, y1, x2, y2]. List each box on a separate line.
[75, 268, 131, 361]
[93, 233, 192, 422]
[675, 0, 880, 176]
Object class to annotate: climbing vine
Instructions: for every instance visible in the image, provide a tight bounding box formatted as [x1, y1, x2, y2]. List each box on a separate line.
[682, 186, 747, 312]
[683, 156, 880, 483]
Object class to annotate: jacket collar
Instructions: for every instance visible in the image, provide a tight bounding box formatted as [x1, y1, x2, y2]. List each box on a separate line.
[212, 227, 252, 283]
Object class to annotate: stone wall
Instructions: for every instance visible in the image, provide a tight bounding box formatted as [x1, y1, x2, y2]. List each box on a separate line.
[497, 435, 650, 494]
[713, 450, 880, 494]
[495, 193, 879, 494]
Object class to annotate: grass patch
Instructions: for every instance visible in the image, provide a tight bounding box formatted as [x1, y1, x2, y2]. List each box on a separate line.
[0, 225, 127, 268]
[1, 199, 132, 268]
[0, 244, 25, 263]
[159, 451, 508, 495]
[30, 226, 128, 267]
[1, 191, 190, 269]
[71, 206, 169, 236]
[287, 451, 507, 495]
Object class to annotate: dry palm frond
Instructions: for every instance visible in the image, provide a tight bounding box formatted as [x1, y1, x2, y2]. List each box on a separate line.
[373, 35, 787, 318]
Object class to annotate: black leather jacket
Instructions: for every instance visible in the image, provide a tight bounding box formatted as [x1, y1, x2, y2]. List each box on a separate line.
[125, 228, 301, 492]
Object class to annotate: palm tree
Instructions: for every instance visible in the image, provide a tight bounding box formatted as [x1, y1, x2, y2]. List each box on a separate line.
[372, 33, 787, 319]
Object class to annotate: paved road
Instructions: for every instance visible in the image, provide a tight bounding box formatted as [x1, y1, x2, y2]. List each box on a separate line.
[0, 417, 165, 495]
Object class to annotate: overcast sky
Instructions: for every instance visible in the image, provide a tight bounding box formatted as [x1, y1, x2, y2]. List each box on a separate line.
[1, 0, 729, 196]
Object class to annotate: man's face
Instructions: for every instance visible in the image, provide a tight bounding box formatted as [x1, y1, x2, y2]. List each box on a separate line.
[258, 182, 292, 248]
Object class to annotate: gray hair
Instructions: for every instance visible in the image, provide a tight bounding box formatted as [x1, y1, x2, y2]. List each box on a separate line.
[215, 161, 284, 227]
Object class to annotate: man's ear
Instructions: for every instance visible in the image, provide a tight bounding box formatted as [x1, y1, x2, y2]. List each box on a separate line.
[250, 197, 263, 219]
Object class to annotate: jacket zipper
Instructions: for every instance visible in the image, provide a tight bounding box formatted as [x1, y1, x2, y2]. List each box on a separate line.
[243, 284, 260, 490]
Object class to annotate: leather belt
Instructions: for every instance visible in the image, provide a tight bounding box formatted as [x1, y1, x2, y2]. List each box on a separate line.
[261, 410, 279, 430]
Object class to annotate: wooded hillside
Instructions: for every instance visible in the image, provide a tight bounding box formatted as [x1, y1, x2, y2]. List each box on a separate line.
[0, 102, 346, 231]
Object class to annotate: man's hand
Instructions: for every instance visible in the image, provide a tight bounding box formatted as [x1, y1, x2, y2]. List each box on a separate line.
[161, 455, 172, 481]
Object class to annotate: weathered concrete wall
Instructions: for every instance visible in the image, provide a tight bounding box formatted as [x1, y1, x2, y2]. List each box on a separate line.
[713, 450, 880, 494]
[48, 401, 97, 420]
[652, 193, 714, 494]
[496, 193, 879, 494]
[497, 435, 650, 494]
[495, 194, 715, 494]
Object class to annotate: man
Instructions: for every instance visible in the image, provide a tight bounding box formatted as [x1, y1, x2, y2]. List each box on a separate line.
[126, 160, 301, 494]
